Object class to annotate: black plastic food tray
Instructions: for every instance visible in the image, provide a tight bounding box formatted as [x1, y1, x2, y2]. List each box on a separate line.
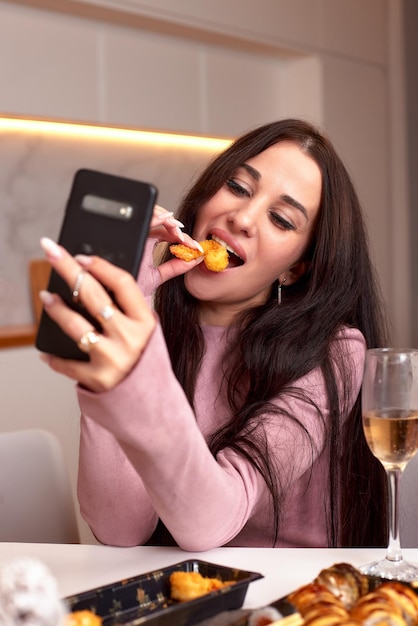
[65, 559, 263, 626]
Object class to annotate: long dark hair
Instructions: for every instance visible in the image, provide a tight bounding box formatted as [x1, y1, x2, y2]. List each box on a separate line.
[154, 119, 388, 547]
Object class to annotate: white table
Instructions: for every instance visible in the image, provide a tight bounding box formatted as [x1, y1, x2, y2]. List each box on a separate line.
[1, 543, 418, 610]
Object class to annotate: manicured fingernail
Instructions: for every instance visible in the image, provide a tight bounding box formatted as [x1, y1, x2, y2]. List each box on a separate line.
[167, 217, 185, 228]
[40, 237, 62, 259]
[39, 290, 55, 306]
[175, 228, 186, 242]
[190, 240, 204, 253]
[75, 254, 93, 267]
[154, 211, 174, 222]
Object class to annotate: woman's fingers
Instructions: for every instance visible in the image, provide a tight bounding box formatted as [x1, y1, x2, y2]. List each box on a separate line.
[39, 315, 154, 393]
[39, 311, 156, 393]
[157, 256, 204, 284]
[40, 239, 119, 327]
[150, 204, 203, 252]
[38, 290, 96, 344]
[150, 204, 185, 242]
[40, 237, 145, 322]
[151, 204, 183, 228]
[39, 286, 156, 393]
[38, 238, 157, 392]
[74, 254, 150, 321]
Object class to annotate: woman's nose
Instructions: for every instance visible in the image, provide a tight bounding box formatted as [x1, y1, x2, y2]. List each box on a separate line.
[227, 202, 259, 237]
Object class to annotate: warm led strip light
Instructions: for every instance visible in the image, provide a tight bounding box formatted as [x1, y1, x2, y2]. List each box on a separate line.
[0, 116, 232, 151]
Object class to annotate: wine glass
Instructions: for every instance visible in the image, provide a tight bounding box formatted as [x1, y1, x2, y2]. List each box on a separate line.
[360, 348, 418, 581]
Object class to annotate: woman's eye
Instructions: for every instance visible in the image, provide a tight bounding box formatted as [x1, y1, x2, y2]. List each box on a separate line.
[226, 179, 250, 197]
[270, 212, 295, 231]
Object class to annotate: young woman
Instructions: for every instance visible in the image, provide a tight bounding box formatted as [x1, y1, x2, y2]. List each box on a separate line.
[39, 119, 388, 549]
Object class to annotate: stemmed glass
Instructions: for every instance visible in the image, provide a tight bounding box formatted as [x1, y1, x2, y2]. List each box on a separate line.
[360, 348, 418, 581]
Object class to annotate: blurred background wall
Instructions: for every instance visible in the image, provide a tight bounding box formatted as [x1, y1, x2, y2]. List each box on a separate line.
[0, 0, 417, 544]
[404, 0, 418, 350]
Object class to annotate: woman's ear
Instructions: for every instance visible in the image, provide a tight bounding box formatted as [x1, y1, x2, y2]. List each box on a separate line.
[282, 260, 310, 286]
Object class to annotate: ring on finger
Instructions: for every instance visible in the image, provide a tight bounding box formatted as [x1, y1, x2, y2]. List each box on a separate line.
[97, 303, 116, 323]
[77, 330, 101, 353]
[72, 270, 86, 303]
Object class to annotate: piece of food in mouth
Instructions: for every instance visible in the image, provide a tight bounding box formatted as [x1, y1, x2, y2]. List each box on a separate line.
[200, 240, 229, 272]
[170, 238, 229, 272]
[169, 570, 235, 602]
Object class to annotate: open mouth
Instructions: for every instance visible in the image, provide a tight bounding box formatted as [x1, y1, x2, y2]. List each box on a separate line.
[210, 234, 245, 268]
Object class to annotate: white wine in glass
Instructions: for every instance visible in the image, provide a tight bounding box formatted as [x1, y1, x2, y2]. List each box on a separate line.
[360, 348, 418, 581]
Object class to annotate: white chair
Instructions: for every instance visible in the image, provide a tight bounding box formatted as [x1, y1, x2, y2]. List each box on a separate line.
[0, 429, 80, 543]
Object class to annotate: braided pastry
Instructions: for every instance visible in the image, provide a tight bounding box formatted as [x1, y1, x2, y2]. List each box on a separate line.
[280, 564, 418, 626]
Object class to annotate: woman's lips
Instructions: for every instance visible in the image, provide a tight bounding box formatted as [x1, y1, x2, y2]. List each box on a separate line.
[209, 231, 246, 264]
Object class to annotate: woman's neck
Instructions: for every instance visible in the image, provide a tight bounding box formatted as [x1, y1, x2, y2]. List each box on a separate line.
[198, 302, 241, 326]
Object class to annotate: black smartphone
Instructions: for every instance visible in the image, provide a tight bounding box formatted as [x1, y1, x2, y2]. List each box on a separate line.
[35, 168, 158, 360]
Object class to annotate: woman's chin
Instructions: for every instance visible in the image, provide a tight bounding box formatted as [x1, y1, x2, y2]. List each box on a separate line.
[184, 266, 231, 300]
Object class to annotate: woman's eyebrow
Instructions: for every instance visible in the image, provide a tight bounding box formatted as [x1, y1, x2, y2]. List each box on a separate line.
[280, 194, 308, 221]
[241, 163, 261, 180]
[241, 163, 309, 221]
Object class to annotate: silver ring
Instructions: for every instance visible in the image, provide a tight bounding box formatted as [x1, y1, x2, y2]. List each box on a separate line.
[97, 303, 116, 323]
[77, 330, 101, 353]
[72, 270, 86, 303]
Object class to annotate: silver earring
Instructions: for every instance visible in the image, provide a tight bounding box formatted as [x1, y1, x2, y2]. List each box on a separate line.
[278, 278, 287, 305]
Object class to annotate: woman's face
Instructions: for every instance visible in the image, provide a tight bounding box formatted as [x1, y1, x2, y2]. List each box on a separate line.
[184, 140, 322, 325]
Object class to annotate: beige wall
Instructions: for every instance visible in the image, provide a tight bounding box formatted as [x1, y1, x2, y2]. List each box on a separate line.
[0, 0, 409, 342]
[404, 0, 418, 348]
[1, 0, 416, 544]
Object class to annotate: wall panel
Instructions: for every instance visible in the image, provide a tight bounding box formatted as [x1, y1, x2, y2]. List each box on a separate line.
[0, 125, 225, 326]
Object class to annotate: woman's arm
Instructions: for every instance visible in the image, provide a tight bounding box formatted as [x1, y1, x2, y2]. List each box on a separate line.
[77, 324, 365, 551]
[77, 414, 159, 546]
[77, 323, 263, 550]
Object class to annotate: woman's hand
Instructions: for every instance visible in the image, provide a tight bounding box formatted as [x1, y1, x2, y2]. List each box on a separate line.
[150, 204, 204, 284]
[39, 237, 156, 393]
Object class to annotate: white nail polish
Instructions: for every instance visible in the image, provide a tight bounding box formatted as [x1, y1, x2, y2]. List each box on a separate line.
[191, 241, 204, 253]
[155, 212, 174, 222]
[40, 237, 62, 259]
[39, 290, 55, 306]
[75, 254, 93, 267]
[167, 217, 185, 228]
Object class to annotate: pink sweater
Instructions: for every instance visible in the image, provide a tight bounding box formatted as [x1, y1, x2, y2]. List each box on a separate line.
[77, 241, 366, 551]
